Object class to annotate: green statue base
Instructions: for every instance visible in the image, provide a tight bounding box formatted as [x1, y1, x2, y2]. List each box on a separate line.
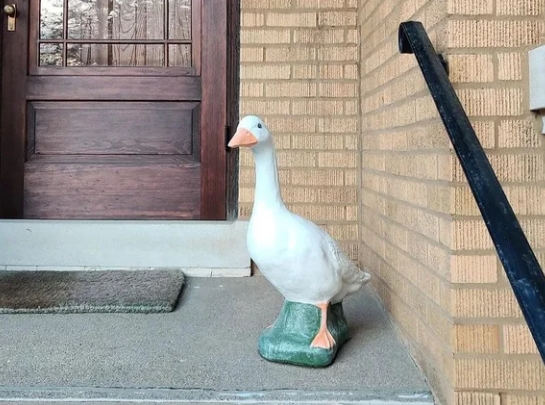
[258, 300, 350, 367]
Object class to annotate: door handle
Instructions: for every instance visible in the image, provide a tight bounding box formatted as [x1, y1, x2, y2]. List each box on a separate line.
[3, 4, 16, 31]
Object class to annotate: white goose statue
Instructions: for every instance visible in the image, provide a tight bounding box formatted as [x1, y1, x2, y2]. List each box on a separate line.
[228, 115, 371, 350]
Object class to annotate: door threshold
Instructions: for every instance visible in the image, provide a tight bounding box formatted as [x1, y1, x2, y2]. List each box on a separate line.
[0, 220, 250, 277]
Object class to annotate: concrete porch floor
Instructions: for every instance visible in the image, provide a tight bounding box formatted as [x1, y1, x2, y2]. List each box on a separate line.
[0, 276, 433, 404]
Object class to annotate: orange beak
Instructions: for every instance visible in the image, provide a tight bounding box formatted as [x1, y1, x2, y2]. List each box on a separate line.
[228, 128, 258, 148]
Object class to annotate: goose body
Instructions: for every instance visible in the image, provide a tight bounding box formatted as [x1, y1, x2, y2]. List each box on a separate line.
[248, 205, 368, 305]
[229, 115, 370, 349]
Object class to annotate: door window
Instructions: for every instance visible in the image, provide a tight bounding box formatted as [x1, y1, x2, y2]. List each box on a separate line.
[33, 0, 195, 73]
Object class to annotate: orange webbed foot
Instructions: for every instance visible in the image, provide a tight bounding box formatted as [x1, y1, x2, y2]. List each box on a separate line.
[310, 302, 336, 349]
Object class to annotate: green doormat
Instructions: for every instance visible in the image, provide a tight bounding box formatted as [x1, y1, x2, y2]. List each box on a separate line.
[0, 270, 184, 314]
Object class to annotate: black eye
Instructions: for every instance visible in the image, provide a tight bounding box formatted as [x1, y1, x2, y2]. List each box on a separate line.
[257, 123, 262, 129]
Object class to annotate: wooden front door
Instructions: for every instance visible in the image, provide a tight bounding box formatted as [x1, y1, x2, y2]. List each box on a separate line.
[1, 0, 238, 220]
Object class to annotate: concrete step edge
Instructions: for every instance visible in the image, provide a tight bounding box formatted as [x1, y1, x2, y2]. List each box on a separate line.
[0, 387, 434, 404]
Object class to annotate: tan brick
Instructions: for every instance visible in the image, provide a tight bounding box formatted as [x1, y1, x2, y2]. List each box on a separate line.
[240, 29, 291, 44]
[344, 64, 358, 79]
[504, 324, 540, 354]
[318, 64, 344, 79]
[276, 151, 316, 167]
[456, 392, 500, 405]
[448, 54, 494, 82]
[498, 53, 523, 81]
[455, 359, 545, 390]
[266, 117, 316, 133]
[318, 151, 357, 168]
[239, 148, 253, 166]
[240, 64, 291, 80]
[291, 169, 345, 186]
[427, 244, 451, 279]
[498, 119, 540, 148]
[447, 0, 493, 15]
[504, 395, 545, 405]
[344, 169, 357, 186]
[488, 154, 545, 182]
[451, 152, 545, 184]
[240, 47, 264, 62]
[238, 205, 252, 219]
[265, 82, 317, 98]
[520, 218, 545, 249]
[453, 324, 500, 353]
[318, 11, 357, 26]
[239, 187, 254, 203]
[318, 117, 358, 133]
[240, 82, 264, 97]
[453, 288, 522, 318]
[345, 100, 358, 115]
[340, 242, 359, 260]
[266, 12, 317, 27]
[294, 0, 348, 8]
[452, 219, 494, 251]
[503, 186, 545, 215]
[288, 204, 346, 222]
[266, 47, 316, 62]
[319, 82, 358, 97]
[457, 88, 523, 116]
[320, 223, 358, 240]
[317, 46, 358, 61]
[416, 154, 439, 180]
[292, 65, 317, 79]
[238, 167, 255, 185]
[447, 20, 544, 48]
[241, 12, 265, 27]
[346, 28, 358, 44]
[240, 100, 290, 115]
[346, 206, 358, 221]
[317, 188, 358, 204]
[497, 0, 545, 16]
[291, 134, 345, 150]
[293, 28, 345, 44]
[292, 100, 344, 115]
[439, 217, 452, 248]
[344, 135, 358, 150]
[241, 0, 292, 8]
[451, 254, 497, 283]
[452, 185, 480, 216]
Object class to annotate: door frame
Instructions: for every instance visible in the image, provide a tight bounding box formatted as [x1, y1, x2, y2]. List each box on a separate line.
[200, 0, 239, 220]
[0, 0, 240, 220]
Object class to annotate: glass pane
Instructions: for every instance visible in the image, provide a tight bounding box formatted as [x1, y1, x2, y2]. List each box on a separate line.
[40, 43, 64, 66]
[40, 0, 64, 39]
[168, 0, 190, 39]
[168, 44, 190, 66]
[68, 0, 164, 40]
[67, 43, 164, 66]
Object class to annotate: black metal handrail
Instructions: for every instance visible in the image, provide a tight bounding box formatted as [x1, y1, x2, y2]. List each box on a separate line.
[398, 21, 545, 362]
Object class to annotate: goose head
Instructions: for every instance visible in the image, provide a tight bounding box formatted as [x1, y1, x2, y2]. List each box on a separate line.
[228, 115, 272, 150]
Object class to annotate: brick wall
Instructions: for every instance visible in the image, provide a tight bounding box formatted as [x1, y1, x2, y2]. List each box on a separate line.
[239, 0, 545, 404]
[358, 1, 454, 403]
[359, 0, 545, 404]
[448, 2, 545, 405]
[239, 0, 361, 259]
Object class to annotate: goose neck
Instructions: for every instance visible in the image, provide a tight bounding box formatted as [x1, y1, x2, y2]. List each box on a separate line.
[252, 144, 285, 210]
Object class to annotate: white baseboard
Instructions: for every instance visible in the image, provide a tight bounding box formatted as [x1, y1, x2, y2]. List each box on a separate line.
[0, 220, 251, 277]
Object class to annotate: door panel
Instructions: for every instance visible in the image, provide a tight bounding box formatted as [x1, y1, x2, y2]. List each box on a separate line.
[30, 102, 197, 155]
[24, 155, 200, 219]
[1, 0, 235, 219]
[26, 76, 201, 99]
